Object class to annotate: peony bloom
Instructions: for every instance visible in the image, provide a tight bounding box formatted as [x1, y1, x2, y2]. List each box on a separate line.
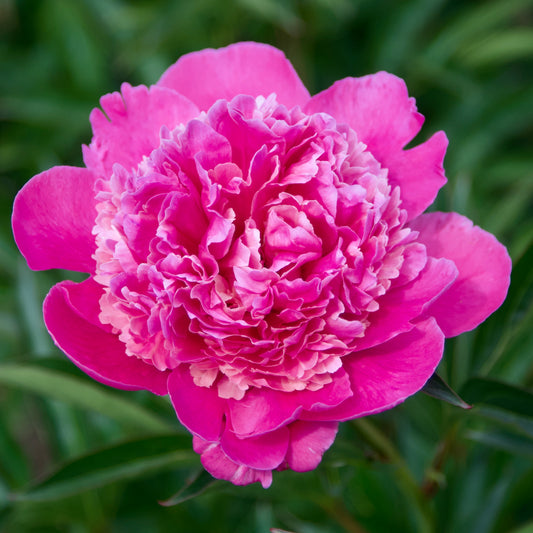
[12, 42, 511, 488]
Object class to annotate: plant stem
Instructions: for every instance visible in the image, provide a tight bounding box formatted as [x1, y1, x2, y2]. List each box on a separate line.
[352, 418, 435, 533]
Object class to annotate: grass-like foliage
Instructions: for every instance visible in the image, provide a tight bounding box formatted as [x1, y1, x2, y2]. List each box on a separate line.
[1, 0, 533, 531]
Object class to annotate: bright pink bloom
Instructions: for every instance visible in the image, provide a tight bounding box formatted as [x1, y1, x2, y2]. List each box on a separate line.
[12, 42, 511, 488]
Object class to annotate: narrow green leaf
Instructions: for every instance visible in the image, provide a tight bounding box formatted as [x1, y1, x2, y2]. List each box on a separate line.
[459, 29, 533, 68]
[159, 469, 218, 507]
[461, 378, 533, 418]
[425, 0, 533, 62]
[11, 435, 197, 502]
[476, 406, 533, 439]
[236, 0, 302, 34]
[466, 429, 533, 457]
[422, 373, 472, 409]
[0, 364, 173, 433]
[508, 521, 533, 533]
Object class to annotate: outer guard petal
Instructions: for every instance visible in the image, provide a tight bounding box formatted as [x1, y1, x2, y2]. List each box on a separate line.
[220, 425, 289, 470]
[301, 318, 444, 422]
[83, 84, 199, 176]
[43, 279, 169, 395]
[410, 212, 512, 337]
[285, 421, 338, 472]
[193, 436, 273, 488]
[12, 166, 97, 273]
[227, 368, 352, 438]
[304, 74, 447, 219]
[157, 42, 310, 111]
[168, 366, 225, 441]
[355, 257, 457, 351]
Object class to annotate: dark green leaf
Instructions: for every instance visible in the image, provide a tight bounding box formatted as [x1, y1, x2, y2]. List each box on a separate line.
[475, 406, 533, 439]
[11, 435, 197, 502]
[159, 469, 219, 507]
[461, 378, 533, 418]
[422, 373, 472, 409]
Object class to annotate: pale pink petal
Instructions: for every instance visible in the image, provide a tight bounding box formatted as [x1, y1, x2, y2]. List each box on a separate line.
[168, 366, 225, 441]
[157, 42, 310, 111]
[410, 212, 512, 337]
[227, 368, 352, 437]
[304, 74, 447, 219]
[43, 280, 169, 394]
[285, 421, 338, 472]
[301, 317, 444, 422]
[220, 425, 289, 470]
[12, 166, 97, 273]
[193, 436, 273, 488]
[83, 84, 199, 176]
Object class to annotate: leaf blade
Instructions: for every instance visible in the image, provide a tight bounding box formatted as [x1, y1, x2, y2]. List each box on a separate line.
[0, 364, 173, 433]
[422, 373, 472, 409]
[11, 435, 197, 502]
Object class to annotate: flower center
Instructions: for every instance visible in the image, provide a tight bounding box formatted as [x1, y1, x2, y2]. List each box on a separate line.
[93, 94, 412, 400]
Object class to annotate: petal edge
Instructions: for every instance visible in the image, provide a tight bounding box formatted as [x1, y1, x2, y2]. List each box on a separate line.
[410, 212, 512, 337]
[12, 166, 97, 273]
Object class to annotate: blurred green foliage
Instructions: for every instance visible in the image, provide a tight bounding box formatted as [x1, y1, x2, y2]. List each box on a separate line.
[1, 0, 533, 531]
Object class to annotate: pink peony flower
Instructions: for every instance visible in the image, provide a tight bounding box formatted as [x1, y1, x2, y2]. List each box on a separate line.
[12, 42, 511, 488]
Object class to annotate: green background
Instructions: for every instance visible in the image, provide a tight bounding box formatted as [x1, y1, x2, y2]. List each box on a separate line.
[1, 0, 533, 531]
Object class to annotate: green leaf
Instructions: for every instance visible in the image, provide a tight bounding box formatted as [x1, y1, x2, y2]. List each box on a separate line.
[425, 0, 533, 63]
[459, 29, 533, 68]
[461, 378, 533, 418]
[466, 429, 533, 458]
[0, 363, 173, 433]
[422, 373, 472, 409]
[11, 435, 197, 502]
[159, 469, 219, 507]
[235, 0, 302, 34]
[475, 406, 533, 439]
[508, 521, 533, 533]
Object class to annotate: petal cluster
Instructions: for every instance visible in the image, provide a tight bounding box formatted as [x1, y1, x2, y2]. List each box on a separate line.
[12, 42, 511, 488]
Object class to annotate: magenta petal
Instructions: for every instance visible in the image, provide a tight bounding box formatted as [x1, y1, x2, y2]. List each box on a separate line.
[355, 257, 458, 351]
[12, 166, 97, 273]
[286, 421, 338, 472]
[220, 425, 289, 470]
[157, 42, 310, 111]
[410, 212, 512, 337]
[84, 83, 199, 176]
[167, 366, 225, 441]
[384, 131, 448, 219]
[305, 73, 423, 151]
[193, 436, 273, 488]
[227, 368, 352, 437]
[301, 317, 444, 422]
[227, 388, 302, 438]
[43, 280, 168, 395]
[304, 73, 447, 219]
